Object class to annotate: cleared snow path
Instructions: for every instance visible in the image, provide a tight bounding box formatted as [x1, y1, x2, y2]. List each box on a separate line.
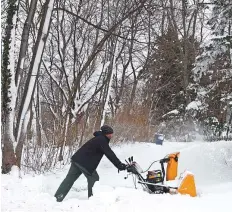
[2, 141, 232, 212]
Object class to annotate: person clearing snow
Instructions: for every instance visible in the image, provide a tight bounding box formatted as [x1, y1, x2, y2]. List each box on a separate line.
[54, 125, 127, 202]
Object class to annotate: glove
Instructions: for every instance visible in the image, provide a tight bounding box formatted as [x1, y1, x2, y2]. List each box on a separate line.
[118, 163, 127, 171]
[126, 165, 133, 173]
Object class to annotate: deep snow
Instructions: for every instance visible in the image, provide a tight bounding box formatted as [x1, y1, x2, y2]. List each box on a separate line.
[1, 141, 232, 212]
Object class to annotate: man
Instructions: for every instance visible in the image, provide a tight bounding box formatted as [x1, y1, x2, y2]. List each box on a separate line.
[54, 125, 127, 202]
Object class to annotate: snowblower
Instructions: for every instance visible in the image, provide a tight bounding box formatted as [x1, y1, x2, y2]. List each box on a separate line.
[124, 152, 197, 197]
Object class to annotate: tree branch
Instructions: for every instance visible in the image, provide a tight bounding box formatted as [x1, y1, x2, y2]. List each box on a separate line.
[53, 7, 147, 44]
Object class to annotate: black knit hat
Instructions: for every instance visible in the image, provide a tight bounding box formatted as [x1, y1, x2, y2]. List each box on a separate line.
[101, 125, 114, 135]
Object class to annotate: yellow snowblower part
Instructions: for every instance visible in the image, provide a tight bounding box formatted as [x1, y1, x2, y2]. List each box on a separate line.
[178, 171, 197, 197]
[166, 152, 180, 181]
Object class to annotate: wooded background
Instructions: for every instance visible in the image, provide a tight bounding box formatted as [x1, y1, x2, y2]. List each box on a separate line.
[1, 0, 232, 173]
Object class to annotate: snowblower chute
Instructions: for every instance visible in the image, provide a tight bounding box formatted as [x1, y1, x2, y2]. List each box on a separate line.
[166, 152, 179, 181]
[125, 153, 197, 197]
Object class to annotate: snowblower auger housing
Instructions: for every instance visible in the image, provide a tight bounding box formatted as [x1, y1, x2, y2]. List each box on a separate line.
[125, 152, 197, 197]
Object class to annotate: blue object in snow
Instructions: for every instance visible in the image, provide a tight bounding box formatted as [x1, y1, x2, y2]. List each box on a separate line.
[154, 133, 164, 145]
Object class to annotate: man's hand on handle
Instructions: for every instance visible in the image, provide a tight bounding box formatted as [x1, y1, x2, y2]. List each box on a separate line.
[118, 163, 127, 171]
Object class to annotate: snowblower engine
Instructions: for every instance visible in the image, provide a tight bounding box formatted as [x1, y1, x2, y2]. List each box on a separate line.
[146, 170, 163, 184]
[146, 170, 167, 193]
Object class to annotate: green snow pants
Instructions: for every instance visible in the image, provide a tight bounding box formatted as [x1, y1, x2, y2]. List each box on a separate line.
[54, 161, 99, 202]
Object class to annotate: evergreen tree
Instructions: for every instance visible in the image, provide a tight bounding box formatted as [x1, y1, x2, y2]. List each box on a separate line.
[192, 0, 232, 137]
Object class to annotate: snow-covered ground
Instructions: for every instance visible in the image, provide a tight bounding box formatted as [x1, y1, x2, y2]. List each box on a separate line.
[2, 141, 232, 212]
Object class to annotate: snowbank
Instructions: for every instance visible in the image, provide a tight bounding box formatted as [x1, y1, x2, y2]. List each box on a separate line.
[1, 141, 232, 212]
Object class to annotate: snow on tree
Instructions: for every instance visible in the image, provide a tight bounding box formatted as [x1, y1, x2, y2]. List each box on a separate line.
[191, 0, 232, 137]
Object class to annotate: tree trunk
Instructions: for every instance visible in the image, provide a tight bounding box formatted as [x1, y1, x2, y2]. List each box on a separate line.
[101, 38, 117, 126]
[15, 0, 38, 85]
[181, 0, 189, 104]
[1, 0, 18, 173]
[15, 110, 30, 168]
[14, 0, 55, 168]
[2, 116, 16, 173]
[58, 113, 70, 162]
[15, 0, 55, 143]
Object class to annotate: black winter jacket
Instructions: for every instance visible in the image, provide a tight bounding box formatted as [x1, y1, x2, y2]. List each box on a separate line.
[71, 132, 122, 174]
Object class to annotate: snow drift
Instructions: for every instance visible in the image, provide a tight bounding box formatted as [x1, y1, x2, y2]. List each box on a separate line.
[1, 141, 232, 212]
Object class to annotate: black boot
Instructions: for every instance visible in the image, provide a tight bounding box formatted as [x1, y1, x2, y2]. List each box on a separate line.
[55, 194, 64, 202]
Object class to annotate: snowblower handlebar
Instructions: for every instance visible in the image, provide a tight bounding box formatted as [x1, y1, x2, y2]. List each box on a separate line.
[124, 156, 141, 174]
[126, 164, 137, 174]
